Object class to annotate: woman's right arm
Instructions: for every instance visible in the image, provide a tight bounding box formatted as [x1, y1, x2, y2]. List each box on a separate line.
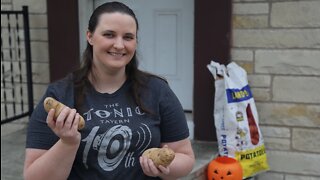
[24, 107, 81, 180]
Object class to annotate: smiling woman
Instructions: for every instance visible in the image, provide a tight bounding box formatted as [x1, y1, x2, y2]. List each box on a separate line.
[87, 12, 137, 86]
[24, 2, 194, 180]
[49, 0, 232, 143]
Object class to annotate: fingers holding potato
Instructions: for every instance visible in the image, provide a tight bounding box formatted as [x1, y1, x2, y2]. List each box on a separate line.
[43, 97, 85, 130]
[142, 147, 175, 167]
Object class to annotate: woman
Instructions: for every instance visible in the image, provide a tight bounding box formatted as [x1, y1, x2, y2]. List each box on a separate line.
[24, 2, 194, 180]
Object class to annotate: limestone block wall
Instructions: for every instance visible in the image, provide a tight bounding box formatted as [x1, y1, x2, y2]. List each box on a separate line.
[232, 0, 320, 179]
[1, 0, 49, 125]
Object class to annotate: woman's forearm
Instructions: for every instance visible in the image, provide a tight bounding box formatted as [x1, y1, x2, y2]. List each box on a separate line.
[161, 153, 195, 180]
[24, 139, 79, 180]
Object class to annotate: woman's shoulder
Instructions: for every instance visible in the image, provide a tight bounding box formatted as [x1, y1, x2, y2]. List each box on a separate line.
[146, 74, 168, 88]
[45, 73, 74, 105]
[48, 73, 74, 88]
[144, 74, 175, 99]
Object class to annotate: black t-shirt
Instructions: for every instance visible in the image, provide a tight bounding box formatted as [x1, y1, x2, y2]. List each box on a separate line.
[26, 74, 189, 180]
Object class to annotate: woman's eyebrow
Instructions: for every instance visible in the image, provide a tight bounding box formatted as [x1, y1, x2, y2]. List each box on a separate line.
[101, 30, 114, 33]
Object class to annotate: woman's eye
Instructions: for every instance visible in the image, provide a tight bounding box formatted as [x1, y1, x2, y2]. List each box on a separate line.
[104, 33, 114, 38]
[124, 36, 134, 40]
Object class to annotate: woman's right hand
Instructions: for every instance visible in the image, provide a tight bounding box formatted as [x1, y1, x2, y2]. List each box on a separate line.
[24, 107, 82, 180]
[46, 107, 81, 146]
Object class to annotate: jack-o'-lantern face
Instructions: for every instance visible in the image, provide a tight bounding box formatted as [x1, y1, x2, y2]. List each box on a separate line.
[207, 156, 243, 180]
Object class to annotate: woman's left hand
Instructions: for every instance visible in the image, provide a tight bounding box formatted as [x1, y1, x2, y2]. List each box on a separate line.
[139, 156, 170, 178]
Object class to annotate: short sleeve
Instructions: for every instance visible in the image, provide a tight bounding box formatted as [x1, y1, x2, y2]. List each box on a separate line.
[157, 81, 190, 142]
[26, 75, 74, 149]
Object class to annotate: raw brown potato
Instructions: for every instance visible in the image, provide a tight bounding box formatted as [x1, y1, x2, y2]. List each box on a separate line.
[44, 97, 85, 130]
[142, 147, 175, 167]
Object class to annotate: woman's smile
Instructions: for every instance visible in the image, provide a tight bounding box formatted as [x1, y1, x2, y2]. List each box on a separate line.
[108, 51, 125, 58]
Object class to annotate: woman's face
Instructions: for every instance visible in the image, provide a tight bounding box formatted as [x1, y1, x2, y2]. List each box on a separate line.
[87, 12, 137, 74]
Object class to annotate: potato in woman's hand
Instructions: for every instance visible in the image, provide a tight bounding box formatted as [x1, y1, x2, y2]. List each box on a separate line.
[43, 97, 85, 130]
[142, 147, 175, 167]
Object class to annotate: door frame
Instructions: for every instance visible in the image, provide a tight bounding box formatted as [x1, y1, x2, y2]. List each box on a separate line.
[193, 1, 232, 141]
[47, 0, 80, 82]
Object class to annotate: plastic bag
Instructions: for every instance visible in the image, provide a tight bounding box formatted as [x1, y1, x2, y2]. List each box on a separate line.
[207, 61, 269, 178]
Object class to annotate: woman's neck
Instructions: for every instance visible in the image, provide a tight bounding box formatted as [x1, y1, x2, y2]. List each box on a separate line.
[89, 68, 127, 94]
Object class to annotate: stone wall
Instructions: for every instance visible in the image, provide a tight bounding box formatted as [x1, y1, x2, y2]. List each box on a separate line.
[1, 0, 49, 129]
[232, 0, 320, 179]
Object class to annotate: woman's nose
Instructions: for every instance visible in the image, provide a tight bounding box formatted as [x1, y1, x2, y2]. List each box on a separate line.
[114, 37, 124, 49]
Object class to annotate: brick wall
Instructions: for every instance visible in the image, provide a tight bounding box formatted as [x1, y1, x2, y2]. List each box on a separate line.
[232, 0, 320, 179]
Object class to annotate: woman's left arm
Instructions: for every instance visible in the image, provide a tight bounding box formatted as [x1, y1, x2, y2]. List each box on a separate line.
[159, 138, 195, 179]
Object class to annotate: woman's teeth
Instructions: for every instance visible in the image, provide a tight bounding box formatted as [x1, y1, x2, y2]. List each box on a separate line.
[109, 52, 124, 57]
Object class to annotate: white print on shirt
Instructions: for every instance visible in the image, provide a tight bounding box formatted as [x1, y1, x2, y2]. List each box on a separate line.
[83, 103, 144, 121]
[81, 103, 151, 171]
[82, 124, 152, 171]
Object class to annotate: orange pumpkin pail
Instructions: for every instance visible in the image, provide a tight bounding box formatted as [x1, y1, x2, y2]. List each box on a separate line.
[207, 156, 243, 180]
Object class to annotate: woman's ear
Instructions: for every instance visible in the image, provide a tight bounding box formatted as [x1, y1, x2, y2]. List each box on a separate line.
[86, 31, 93, 45]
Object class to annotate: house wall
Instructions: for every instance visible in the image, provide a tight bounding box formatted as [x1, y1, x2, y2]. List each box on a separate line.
[1, 0, 49, 129]
[231, 0, 320, 179]
[1, 0, 319, 179]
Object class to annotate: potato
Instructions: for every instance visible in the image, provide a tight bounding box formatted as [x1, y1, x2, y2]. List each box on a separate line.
[142, 147, 175, 167]
[43, 97, 85, 130]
